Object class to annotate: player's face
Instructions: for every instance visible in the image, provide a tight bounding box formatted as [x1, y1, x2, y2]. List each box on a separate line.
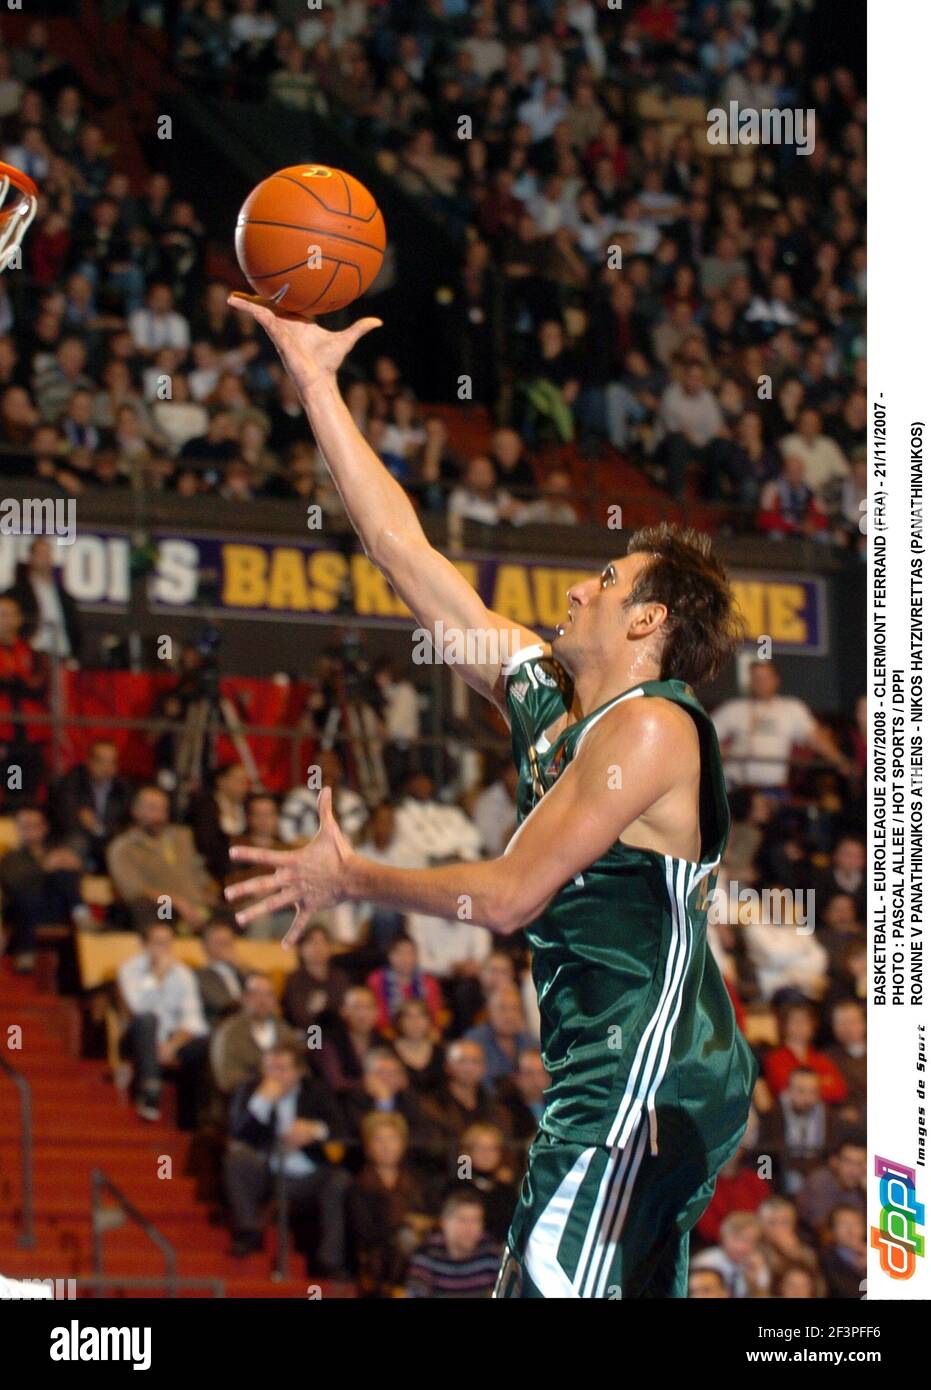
[553, 554, 651, 673]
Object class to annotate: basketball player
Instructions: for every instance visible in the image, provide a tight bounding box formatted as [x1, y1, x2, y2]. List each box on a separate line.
[224, 299, 757, 1298]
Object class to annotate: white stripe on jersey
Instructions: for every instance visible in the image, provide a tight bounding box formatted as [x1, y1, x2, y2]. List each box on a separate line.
[524, 1146, 597, 1298]
[606, 855, 690, 1149]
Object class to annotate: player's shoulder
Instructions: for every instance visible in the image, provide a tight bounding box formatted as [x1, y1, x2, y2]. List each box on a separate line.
[580, 689, 699, 757]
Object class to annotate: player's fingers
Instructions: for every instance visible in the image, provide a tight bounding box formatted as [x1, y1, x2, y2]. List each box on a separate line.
[227, 291, 311, 326]
[339, 316, 383, 350]
[227, 290, 272, 318]
[316, 784, 334, 830]
[228, 844, 291, 866]
[224, 871, 286, 904]
[283, 905, 314, 949]
[233, 885, 299, 928]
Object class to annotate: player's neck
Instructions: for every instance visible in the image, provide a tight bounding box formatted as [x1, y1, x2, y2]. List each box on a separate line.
[570, 659, 663, 720]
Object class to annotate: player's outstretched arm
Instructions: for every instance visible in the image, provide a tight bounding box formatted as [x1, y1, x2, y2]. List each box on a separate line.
[224, 700, 693, 945]
[229, 295, 541, 710]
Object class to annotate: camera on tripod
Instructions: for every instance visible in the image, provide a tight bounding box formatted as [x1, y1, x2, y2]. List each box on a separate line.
[188, 624, 223, 701]
[170, 624, 262, 811]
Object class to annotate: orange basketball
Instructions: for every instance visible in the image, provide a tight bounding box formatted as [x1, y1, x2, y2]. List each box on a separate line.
[235, 164, 386, 316]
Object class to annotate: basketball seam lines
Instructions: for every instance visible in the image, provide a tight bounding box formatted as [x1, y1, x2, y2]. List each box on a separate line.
[300, 261, 359, 311]
[246, 257, 363, 296]
[335, 167, 353, 216]
[272, 174, 378, 223]
[239, 220, 383, 253]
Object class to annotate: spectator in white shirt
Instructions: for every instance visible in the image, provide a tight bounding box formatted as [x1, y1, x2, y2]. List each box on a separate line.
[393, 772, 483, 866]
[405, 910, 493, 982]
[513, 468, 578, 526]
[744, 910, 830, 1003]
[779, 407, 850, 500]
[448, 454, 516, 527]
[279, 748, 369, 845]
[229, 0, 277, 49]
[464, 15, 506, 79]
[614, 196, 662, 256]
[128, 283, 191, 357]
[187, 341, 222, 402]
[151, 373, 208, 454]
[117, 920, 209, 1124]
[656, 360, 725, 499]
[713, 661, 851, 792]
[745, 272, 801, 335]
[516, 81, 568, 143]
[528, 174, 570, 235]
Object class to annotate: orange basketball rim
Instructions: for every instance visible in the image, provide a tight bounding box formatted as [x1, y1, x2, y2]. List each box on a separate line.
[0, 160, 39, 272]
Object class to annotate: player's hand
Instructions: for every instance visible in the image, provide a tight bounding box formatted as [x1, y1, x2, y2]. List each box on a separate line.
[227, 292, 381, 391]
[224, 786, 352, 946]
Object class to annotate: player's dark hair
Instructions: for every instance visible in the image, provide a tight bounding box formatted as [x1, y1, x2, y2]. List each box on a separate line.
[625, 523, 744, 687]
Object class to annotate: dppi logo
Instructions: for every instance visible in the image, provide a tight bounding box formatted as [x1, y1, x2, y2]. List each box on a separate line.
[871, 1155, 925, 1279]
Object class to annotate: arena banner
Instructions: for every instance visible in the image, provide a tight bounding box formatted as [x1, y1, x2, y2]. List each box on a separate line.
[0, 529, 828, 654]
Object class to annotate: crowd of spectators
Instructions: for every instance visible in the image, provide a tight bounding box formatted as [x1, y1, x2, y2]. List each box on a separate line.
[0, 5, 865, 537]
[165, 0, 867, 533]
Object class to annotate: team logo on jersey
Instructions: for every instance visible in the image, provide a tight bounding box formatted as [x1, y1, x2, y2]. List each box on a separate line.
[510, 681, 530, 703]
[533, 663, 559, 688]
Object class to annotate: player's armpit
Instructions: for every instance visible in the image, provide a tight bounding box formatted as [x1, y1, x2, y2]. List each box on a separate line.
[493, 699, 696, 931]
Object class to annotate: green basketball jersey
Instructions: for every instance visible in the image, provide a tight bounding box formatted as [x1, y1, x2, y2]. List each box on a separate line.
[504, 643, 757, 1163]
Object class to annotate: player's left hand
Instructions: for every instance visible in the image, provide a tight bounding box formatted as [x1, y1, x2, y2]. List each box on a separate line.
[228, 291, 382, 391]
[224, 786, 352, 946]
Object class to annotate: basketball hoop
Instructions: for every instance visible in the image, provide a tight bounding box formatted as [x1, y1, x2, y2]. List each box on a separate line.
[0, 161, 38, 272]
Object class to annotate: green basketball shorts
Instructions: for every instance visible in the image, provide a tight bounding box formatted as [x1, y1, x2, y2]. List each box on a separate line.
[493, 1120, 718, 1299]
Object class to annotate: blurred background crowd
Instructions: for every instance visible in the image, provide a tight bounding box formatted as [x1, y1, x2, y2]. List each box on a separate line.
[0, 0, 865, 538]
